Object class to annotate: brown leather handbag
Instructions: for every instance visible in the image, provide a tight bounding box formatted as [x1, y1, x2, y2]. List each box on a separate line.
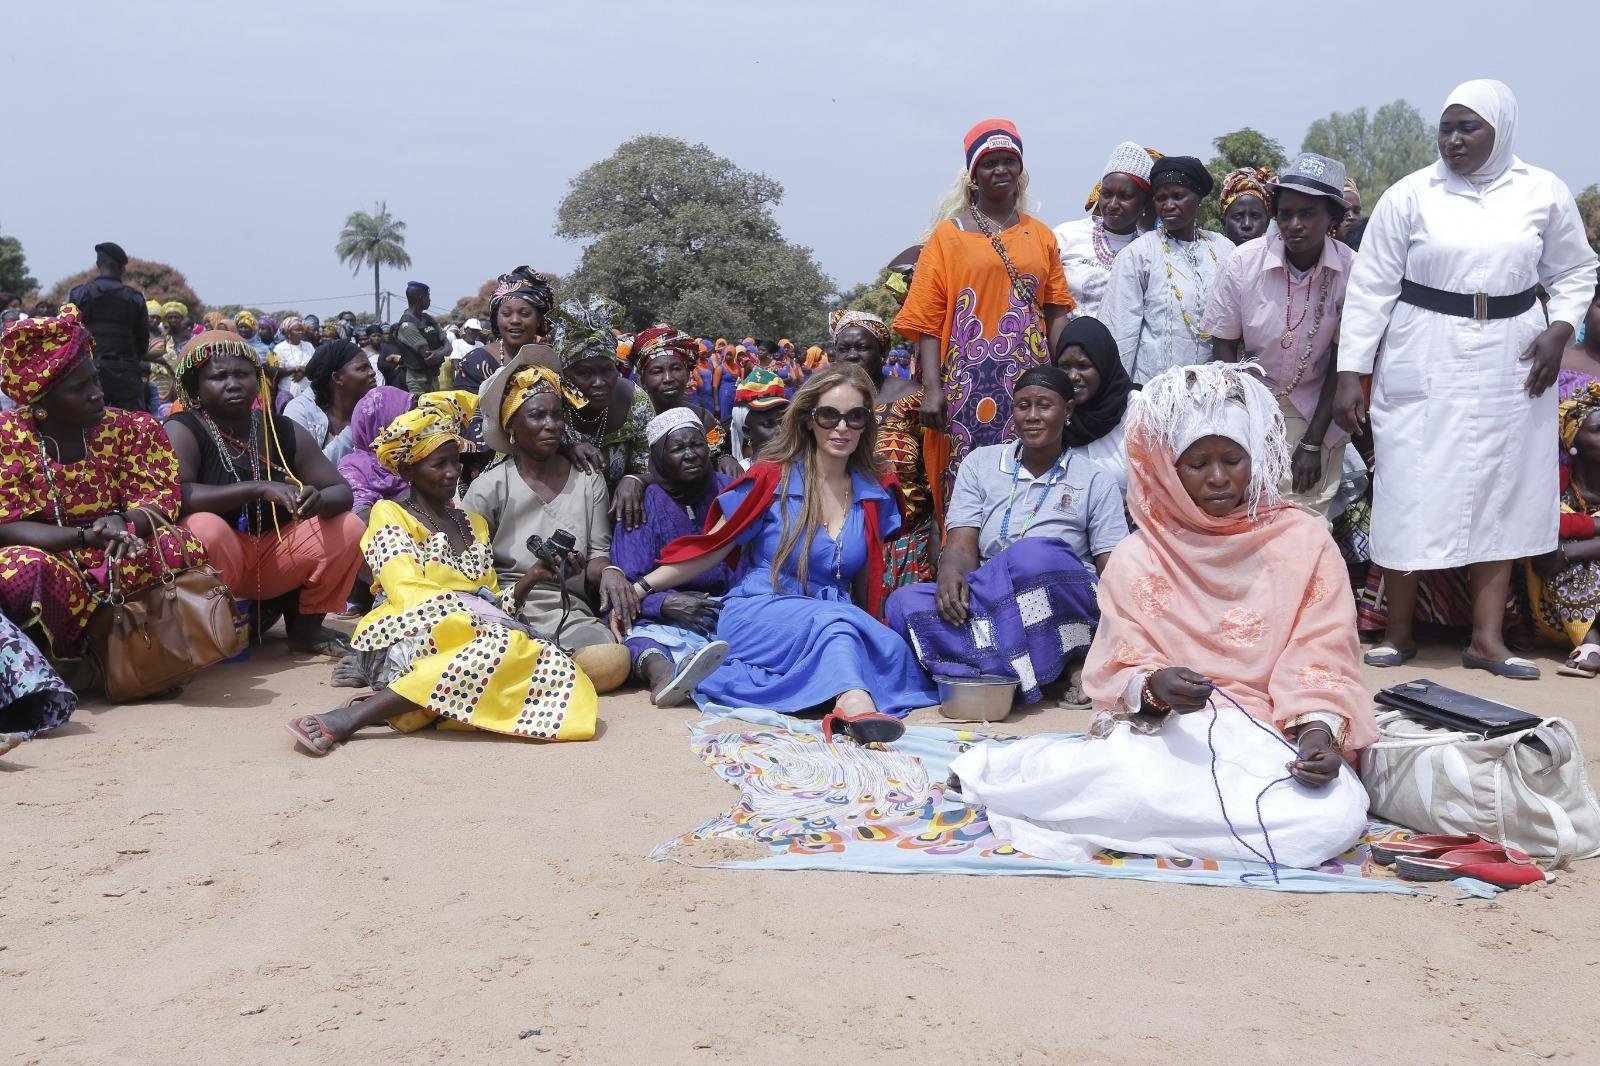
[92, 510, 245, 701]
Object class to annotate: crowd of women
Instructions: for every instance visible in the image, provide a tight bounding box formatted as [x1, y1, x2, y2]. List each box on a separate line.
[0, 78, 1594, 876]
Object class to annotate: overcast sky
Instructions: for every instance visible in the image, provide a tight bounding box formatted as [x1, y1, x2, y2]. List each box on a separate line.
[9, 0, 1598, 318]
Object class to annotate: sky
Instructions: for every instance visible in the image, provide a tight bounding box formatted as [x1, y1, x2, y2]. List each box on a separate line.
[7, 0, 1599, 320]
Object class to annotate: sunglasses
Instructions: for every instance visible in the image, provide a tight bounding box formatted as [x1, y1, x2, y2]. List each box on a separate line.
[811, 405, 870, 430]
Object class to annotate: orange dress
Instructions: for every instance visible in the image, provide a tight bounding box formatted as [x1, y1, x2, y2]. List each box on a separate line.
[894, 214, 1073, 508]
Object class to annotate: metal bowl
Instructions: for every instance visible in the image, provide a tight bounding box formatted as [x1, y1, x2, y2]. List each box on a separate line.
[935, 674, 1018, 723]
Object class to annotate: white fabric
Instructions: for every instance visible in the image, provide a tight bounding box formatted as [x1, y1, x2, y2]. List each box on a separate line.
[646, 406, 703, 447]
[1172, 400, 1254, 460]
[1055, 216, 1139, 319]
[952, 708, 1369, 869]
[1442, 79, 1518, 184]
[272, 339, 314, 398]
[1335, 156, 1598, 569]
[728, 406, 752, 469]
[1067, 404, 1130, 492]
[1101, 229, 1235, 384]
[1102, 140, 1154, 184]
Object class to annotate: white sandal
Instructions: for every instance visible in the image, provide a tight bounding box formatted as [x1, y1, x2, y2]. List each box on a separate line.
[1557, 643, 1600, 679]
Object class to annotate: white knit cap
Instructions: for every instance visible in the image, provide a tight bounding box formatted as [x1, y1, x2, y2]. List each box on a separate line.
[646, 407, 705, 448]
[1102, 141, 1155, 183]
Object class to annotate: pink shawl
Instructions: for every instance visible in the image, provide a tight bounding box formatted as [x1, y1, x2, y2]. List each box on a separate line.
[1082, 416, 1377, 752]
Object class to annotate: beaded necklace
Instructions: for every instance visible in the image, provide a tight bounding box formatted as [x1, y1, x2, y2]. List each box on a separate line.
[998, 446, 1072, 545]
[403, 496, 473, 551]
[1091, 215, 1138, 268]
[1158, 228, 1219, 340]
[199, 410, 264, 533]
[1272, 247, 1334, 399]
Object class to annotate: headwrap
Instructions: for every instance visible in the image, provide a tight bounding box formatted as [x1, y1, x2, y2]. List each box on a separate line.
[804, 345, 827, 370]
[201, 311, 233, 332]
[162, 300, 189, 318]
[95, 241, 129, 267]
[632, 325, 697, 371]
[146, 299, 163, 320]
[373, 390, 478, 474]
[1148, 156, 1215, 198]
[338, 386, 414, 509]
[1055, 316, 1137, 448]
[616, 335, 634, 362]
[499, 364, 585, 431]
[549, 296, 622, 370]
[646, 407, 705, 448]
[735, 368, 789, 410]
[1129, 362, 1288, 520]
[257, 314, 278, 336]
[827, 309, 891, 352]
[1084, 145, 1163, 212]
[1441, 79, 1519, 184]
[0, 304, 96, 405]
[488, 266, 555, 334]
[1220, 167, 1275, 213]
[1013, 365, 1075, 404]
[964, 118, 1022, 175]
[174, 330, 266, 406]
[1559, 381, 1600, 452]
[279, 315, 304, 336]
[234, 309, 258, 330]
[306, 339, 364, 397]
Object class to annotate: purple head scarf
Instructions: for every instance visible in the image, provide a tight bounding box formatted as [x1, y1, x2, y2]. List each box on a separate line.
[337, 385, 415, 510]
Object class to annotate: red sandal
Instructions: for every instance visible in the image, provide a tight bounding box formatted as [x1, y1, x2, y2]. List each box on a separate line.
[1370, 833, 1532, 867]
[821, 706, 906, 746]
[1394, 847, 1549, 890]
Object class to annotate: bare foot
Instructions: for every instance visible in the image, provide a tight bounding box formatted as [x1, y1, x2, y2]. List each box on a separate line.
[0, 732, 24, 757]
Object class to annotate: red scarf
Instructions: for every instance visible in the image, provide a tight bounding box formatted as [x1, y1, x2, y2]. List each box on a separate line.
[657, 460, 892, 619]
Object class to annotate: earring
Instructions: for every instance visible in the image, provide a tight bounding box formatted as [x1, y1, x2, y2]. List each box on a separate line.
[30, 406, 47, 421]
[965, 177, 978, 191]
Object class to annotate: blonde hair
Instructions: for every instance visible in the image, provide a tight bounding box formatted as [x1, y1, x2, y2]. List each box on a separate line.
[923, 165, 1034, 240]
[755, 364, 885, 593]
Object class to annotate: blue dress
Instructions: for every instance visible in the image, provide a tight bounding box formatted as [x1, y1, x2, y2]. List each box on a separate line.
[694, 465, 939, 717]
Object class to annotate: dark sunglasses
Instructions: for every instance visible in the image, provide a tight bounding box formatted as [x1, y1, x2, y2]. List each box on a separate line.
[811, 405, 870, 430]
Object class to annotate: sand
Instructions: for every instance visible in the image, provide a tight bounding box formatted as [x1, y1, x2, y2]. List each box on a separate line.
[6, 639, 1598, 1065]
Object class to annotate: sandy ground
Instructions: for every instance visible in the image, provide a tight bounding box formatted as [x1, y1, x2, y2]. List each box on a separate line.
[5, 636, 1598, 1065]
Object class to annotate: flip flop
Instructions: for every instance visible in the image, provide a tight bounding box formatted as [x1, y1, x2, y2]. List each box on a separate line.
[285, 714, 337, 757]
[1370, 833, 1532, 867]
[1460, 651, 1541, 680]
[1363, 645, 1417, 667]
[1556, 643, 1600, 679]
[650, 640, 730, 708]
[1395, 848, 1549, 890]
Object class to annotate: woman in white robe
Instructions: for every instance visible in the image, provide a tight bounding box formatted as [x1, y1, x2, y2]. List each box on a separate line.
[1054, 141, 1155, 320]
[1334, 80, 1598, 680]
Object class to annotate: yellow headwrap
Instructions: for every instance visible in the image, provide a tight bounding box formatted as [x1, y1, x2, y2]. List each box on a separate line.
[234, 310, 257, 329]
[162, 300, 189, 317]
[146, 299, 163, 319]
[374, 390, 479, 474]
[499, 364, 586, 430]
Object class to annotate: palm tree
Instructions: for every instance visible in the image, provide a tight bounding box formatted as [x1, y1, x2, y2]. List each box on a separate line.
[336, 202, 412, 317]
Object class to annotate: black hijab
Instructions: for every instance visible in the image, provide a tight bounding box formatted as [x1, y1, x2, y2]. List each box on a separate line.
[1055, 316, 1136, 448]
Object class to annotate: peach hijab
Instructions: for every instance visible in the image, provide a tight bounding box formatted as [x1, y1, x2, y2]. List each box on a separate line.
[1082, 363, 1377, 751]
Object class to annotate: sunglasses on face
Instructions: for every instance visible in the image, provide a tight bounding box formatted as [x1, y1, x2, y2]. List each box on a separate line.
[811, 405, 870, 430]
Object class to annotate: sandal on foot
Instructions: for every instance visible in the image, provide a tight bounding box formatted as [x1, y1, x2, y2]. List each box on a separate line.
[286, 714, 338, 757]
[1363, 645, 1417, 667]
[821, 706, 906, 746]
[651, 640, 730, 708]
[1557, 643, 1600, 679]
[1460, 651, 1541, 680]
[1395, 847, 1549, 889]
[1370, 833, 1531, 867]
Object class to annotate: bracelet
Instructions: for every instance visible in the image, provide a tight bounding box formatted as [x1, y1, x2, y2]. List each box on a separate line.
[77, 527, 89, 548]
[635, 576, 655, 595]
[1296, 441, 1322, 453]
[601, 565, 626, 578]
[620, 474, 644, 485]
[1139, 674, 1171, 714]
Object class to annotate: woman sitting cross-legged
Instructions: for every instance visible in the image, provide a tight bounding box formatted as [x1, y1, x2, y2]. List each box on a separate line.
[607, 409, 735, 706]
[949, 363, 1376, 869]
[886, 366, 1128, 704]
[286, 394, 597, 755]
[164, 331, 366, 657]
[467, 357, 634, 692]
[624, 365, 940, 742]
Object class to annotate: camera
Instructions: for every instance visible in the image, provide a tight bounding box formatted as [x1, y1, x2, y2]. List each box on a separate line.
[526, 528, 578, 572]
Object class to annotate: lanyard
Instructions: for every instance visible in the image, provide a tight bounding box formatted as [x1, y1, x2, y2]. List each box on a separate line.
[998, 445, 1071, 544]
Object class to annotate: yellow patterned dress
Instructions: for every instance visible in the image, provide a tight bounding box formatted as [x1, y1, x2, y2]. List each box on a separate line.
[353, 501, 597, 741]
[877, 389, 934, 592]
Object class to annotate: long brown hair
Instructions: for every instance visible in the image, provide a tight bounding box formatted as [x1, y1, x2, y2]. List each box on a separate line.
[756, 364, 884, 592]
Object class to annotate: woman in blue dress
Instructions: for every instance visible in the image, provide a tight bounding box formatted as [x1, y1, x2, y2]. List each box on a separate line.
[625, 365, 938, 742]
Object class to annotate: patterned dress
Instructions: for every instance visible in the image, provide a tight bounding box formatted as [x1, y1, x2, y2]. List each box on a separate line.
[0, 611, 75, 737]
[876, 389, 934, 590]
[352, 501, 597, 741]
[565, 384, 653, 490]
[0, 408, 206, 656]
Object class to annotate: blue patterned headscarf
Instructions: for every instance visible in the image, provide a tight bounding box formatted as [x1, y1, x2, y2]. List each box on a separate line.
[550, 296, 622, 370]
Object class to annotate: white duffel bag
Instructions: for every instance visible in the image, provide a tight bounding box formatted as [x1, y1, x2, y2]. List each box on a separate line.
[1359, 709, 1600, 867]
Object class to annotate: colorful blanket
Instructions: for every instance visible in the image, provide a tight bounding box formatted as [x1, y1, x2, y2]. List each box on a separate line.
[652, 708, 1499, 897]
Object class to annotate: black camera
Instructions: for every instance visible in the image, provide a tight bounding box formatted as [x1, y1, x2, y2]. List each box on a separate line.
[526, 528, 578, 572]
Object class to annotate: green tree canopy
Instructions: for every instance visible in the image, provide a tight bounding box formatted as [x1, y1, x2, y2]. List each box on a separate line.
[1301, 100, 1433, 209]
[336, 201, 411, 318]
[45, 257, 202, 313]
[0, 229, 37, 299]
[555, 135, 835, 339]
[1199, 128, 1289, 230]
[1577, 184, 1600, 254]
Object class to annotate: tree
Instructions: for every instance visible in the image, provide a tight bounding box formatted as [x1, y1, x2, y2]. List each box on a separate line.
[45, 257, 202, 313]
[1199, 128, 1289, 231]
[336, 201, 411, 318]
[1577, 184, 1600, 254]
[1302, 99, 1433, 208]
[555, 135, 835, 339]
[0, 229, 37, 299]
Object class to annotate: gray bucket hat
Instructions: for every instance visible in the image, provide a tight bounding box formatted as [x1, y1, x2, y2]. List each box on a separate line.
[476, 342, 564, 453]
[1272, 152, 1348, 205]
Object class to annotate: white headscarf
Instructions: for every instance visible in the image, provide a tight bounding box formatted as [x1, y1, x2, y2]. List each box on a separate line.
[1441, 79, 1519, 184]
